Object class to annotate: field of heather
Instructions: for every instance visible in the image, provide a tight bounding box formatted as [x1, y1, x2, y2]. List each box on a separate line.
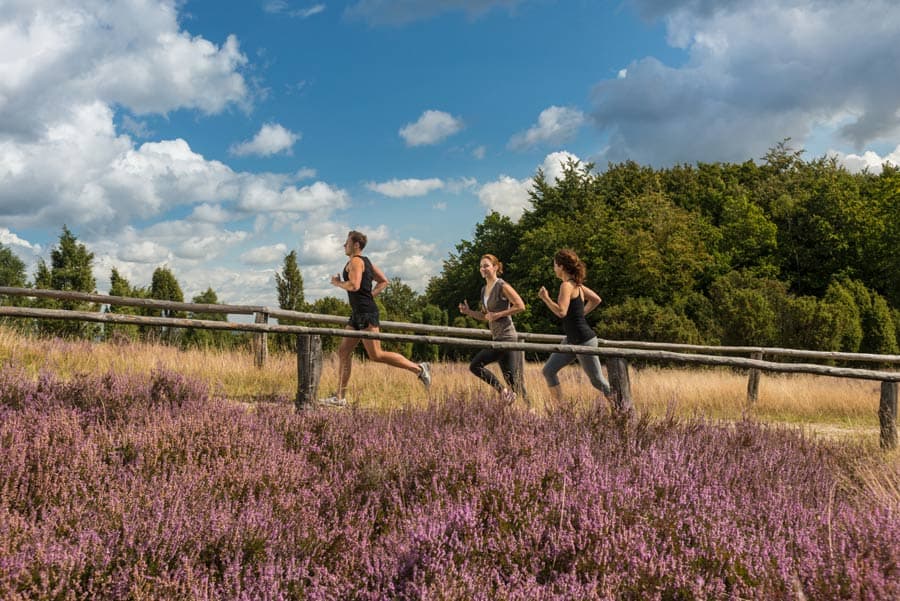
[2, 356, 899, 599]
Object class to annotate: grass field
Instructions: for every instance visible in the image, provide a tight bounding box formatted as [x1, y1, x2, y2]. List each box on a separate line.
[0, 325, 887, 440]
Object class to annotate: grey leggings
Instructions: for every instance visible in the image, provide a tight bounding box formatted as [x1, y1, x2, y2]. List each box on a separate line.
[542, 337, 611, 395]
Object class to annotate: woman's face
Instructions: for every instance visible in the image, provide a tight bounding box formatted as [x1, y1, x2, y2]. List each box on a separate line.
[479, 258, 497, 279]
[553, 261, 563, 279]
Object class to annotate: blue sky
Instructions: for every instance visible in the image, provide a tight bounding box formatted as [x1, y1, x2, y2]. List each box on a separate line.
[2, 0, 900, 307]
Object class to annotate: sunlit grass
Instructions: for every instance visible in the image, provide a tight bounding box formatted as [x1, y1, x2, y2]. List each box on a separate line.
[0, 325, 891, 437]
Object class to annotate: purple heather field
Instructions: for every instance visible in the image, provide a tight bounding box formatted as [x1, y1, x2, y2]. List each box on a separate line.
[0, 363, 898, 600]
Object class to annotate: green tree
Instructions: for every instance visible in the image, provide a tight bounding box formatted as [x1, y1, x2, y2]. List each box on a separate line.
[599, 297, 701, 344]
[0, 243, 27, 289]
[104, 268, 145, 342]
[308, 296, 351, 352]
[412, 303, 446, 362]
[425, 211, 520, 324]
[33, 226, 99, 339]
[182, 287, 231, 350]
[275, 250, 306, 352]
[380, 278, 423, 321]
[149, 266, 184, 344]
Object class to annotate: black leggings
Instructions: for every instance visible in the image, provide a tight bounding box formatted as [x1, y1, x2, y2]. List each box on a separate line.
[469, 348, 527, 398]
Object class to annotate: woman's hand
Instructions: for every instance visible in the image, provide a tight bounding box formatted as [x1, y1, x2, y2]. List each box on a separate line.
[330, 273, 342, 287]
[538, 286, 550, 302]
[458, 299, 470, 315]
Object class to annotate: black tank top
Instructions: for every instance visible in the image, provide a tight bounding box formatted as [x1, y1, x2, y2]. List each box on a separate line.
[343, 256, 378, 314]
[562, 288, 595, 344]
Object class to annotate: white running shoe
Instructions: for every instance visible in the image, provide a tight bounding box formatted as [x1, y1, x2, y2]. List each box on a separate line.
[319, 395, 348, 407]
[417, 362, 432, 390]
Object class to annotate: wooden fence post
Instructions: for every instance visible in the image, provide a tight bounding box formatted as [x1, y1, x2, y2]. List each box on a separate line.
[511, 350, 529, 405]
[296, 334, 323, 411]
[607, 358, 634, 415]
[747, 352, 763, 405]
[879, 381, 898, 450]
[253, 312, 268, 368]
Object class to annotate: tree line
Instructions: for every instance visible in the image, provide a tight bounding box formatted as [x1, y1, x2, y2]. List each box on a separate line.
[2, 142, 899, 359]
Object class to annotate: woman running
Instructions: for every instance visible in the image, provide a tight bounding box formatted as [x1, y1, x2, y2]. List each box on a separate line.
[458, 254, 527, 404]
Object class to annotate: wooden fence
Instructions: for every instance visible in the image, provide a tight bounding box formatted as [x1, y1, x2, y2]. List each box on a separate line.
[1, 286, 897, 448]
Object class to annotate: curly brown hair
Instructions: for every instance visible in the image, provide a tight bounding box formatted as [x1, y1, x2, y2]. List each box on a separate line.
[554, 249, 586, 284]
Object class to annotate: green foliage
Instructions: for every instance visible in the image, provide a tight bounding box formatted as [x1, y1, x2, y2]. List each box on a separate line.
[308, 296, 351, 352]
[380, 278, 424, 321]
[274, 250, 306, 352]
[423, 141, 900, 354]
[181, 288, 234, 350]
[598, 297, 701, 344]
[708, 272, 782, 347]
[104, 268, 145, 342]
[149, 266, 184, 345]
[412, 303, 446, 362]
[32, 226, 99, 339]
[0, 243, 27, 289]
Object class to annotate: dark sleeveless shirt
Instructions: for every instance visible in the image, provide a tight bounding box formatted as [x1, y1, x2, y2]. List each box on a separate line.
[343, 256, 378, 314]
[562, 289, 595, 344]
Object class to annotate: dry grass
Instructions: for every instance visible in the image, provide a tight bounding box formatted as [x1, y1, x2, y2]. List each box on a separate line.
[0, 325, 892, 432]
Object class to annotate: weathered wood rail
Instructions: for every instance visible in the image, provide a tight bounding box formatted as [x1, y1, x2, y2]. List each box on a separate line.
[1, 287, 897, 448]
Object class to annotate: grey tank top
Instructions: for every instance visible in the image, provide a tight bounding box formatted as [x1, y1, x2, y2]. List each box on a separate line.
[481, 278, 517, 341]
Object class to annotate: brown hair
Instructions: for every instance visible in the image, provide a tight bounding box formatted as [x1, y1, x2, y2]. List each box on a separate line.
[554, 249, 586, 284]
[347, 230, 367, 251]
[480, 254, 503, 275]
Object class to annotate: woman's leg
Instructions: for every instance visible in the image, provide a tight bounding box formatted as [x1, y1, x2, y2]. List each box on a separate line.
[575, 338, 611, 396]
[542, 351, 576, 404]
[469, 348, 505, 392]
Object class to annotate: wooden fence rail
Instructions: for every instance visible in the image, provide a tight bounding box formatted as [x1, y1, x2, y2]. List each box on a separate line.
[0, 303, 897, 448]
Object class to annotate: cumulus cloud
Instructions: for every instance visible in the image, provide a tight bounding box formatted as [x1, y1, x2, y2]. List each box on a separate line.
[478, 151, 583, 220]
[508, 106, 587, 150]
[591, 0, 900, 166]
[229, 123, 300, 157]
[237, 180, 349, 213]
[366, 178, 444, 197]
[241, 243, 289, 265]
[831, 145, 900, 174]
[345, 0, 524, 25]
[399, 110, 463, 146]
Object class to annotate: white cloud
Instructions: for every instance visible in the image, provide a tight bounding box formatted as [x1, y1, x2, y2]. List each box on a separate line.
[508, 106, 587, 150]
[238, 180, 350, 213]
[0, 228, 41, 254]
[472, 145, 487, 159]
[345, 0, 524, 25]
[190, 203, 233, 223]
[366, 178, 445, 197]
[478, 176, 533, 221]
[478, 151, 583, 221]
[229, 123, 300, 157]
[0, 2, 250, 138]
[241, 243, 289, 265]
[264, 2, 326, 18]
[540, 151, 583, 183]
[592, 0, 900, 165]
[831, 145, 900, 174]
[399, 110, 463, 146]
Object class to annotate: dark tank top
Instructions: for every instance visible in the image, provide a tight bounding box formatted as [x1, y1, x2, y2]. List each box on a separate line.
[562, 288, 595, 344]
[343, 256, 378, 314]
